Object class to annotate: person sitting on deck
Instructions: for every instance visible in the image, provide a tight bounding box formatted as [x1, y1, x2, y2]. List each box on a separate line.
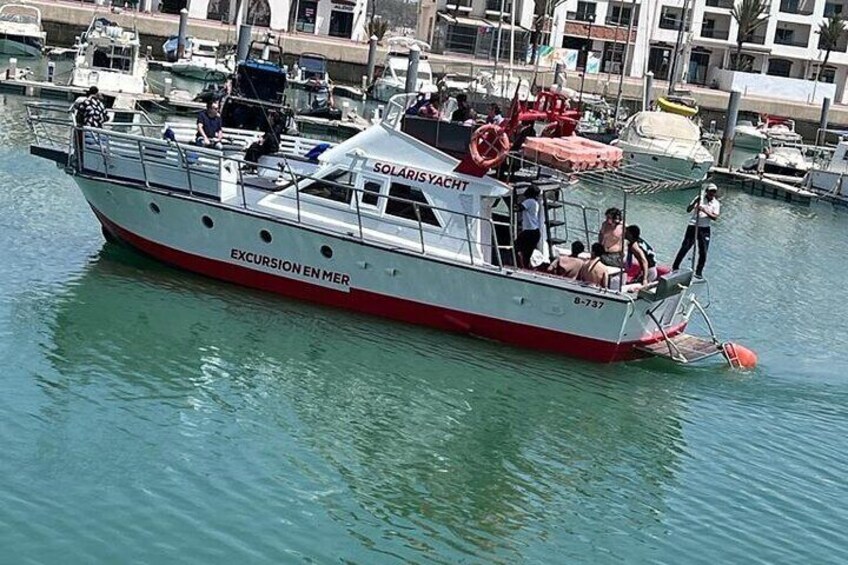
[451, 93, 476, 125]
[547, 241, 586, 279]
[514, 185, 541, 268]
[196, 100, 223, 149]
[417, 97, 441, 119]
[486, 103, 504, 126]
[579, 243, 609, 289]
[244, 111, 284, 170]
[624, 225, 657, 285]
[598, 207, 624, 267]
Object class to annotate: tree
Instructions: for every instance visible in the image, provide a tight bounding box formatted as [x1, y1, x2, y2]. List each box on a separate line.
[817, 15, 846, 81]
[730, 0, 769, 71]
[364, 17, 391, 42]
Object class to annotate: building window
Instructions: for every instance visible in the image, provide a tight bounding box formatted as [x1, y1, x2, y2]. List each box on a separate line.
[385, 183, 440, 226]
[575, 1, 596, 22]
[812, 65, 836, 83]
[659, 7, 681, 30]
[445, 24, 477, 55]
[296, 1, 318, 33]
[607, 5, 632, 26]
[300, 170, 357, 204]
[602, 42, 625, 73]
[825, 2, 843, 16]
[767, 58, 792, 77]
[486, 0, 512, 12]
[329, 9, 354, 38]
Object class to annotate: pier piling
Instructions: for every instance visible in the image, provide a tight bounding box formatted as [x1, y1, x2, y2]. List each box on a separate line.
[163, 77, 172, 97]
[8, 58, 16, 80]
[404, 44, 420, 94]
[236, 24, 252, 62]
[46, 61, 55, 83]
[720, 89, 742, 168]
[177, 8, 188, 59]
[819, 97, 831, 145]
[642, 71, 653, 111]
[365, 35, 378, 86]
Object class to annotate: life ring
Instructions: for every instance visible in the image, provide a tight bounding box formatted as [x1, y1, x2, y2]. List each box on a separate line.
[469, 124, 510, 169]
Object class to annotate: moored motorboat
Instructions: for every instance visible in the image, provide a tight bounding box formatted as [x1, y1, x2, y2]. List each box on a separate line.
[371, 38, 437, 102]
[71, 16, 147, 96]
[26, 93, 753, 366]
[170, 38, 233, 82]
[612, 112, 714, 184]
[0, 4, 45, 57]
[734, 120, 768, 151]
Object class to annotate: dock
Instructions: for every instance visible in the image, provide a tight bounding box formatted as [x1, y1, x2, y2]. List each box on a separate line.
[0, 67, 165, 107]
[711, 167, 816, 206]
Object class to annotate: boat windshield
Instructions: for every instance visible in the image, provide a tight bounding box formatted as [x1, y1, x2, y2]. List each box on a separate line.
[632, 112, 699, 142]
[0, 6, 39, 24]
[91, 45, 135, 72]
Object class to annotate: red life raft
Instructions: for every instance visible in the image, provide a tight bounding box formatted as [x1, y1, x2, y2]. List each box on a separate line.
[522, 136, 623, 172]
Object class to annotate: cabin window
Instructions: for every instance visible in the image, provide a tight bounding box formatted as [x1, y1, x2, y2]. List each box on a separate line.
[361, 180, 382, 207]
[385, 183, 440, 226]
[92, 46, 133, 72]
[299, 169, 356, 204]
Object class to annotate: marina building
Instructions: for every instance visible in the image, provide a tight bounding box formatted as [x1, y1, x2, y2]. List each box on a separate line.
[173, 0, 369, 40]
[549, 0, 848, 104]
[421, 0, 536, 63]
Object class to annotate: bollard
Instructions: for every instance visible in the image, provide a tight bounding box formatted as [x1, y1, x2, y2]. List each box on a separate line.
[237, 24, 252, 62]
[46, 61, 55, 83]
[361, 74, 367, 90]
[177, 8, 189, 60]
[554, 62, 564, 87]
[163, 77, 173, 97]
[341, 101, 350, 120]
[819, 97, 831, 146]
[643, 71, 653, 111]
[146, 45, 152, 59]
[8, 57, 17, 79]
[720, 89, 742, 168]
[366, 35, 378, 85]
[404, 44, 420, 94]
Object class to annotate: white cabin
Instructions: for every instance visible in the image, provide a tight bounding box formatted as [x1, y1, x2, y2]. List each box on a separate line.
[72, 17, 147, 95]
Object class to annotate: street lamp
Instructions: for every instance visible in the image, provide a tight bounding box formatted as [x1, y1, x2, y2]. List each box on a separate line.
[578, 12, 595, 105]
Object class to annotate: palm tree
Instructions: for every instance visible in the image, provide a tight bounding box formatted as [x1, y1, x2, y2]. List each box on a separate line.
[817, 15, 847, 81]
[730, 0, 769, 71]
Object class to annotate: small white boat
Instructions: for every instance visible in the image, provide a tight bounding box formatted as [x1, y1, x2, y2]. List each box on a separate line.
[612, 112, 714, 183]
[734, 120, 768, 151]
[71, 17, 147, 95]
[805, 137, 848, 198]
[0, 4, 45, 57]
[762, 116, 803, 146]
[170, 38, 233, 82]
[741, 146, 812, 178]
[371, 38, 437, 102]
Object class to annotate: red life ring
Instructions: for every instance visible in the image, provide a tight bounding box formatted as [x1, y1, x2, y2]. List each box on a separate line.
[469, 124, 510, 169]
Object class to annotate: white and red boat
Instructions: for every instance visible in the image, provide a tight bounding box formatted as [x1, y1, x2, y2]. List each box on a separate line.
[27, 95, 754, 366]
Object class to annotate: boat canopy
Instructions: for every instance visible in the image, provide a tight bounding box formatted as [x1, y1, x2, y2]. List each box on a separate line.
[627, 112, 700, 142]
[0, 4, 40, 24]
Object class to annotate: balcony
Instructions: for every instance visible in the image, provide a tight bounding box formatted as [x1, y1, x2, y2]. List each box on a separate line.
[701, 28, 730, 39]
[779, 0, 815, 15]
[705, 0, 734, 8]
[568, 10, 596, 22]
[774, 35, 809, 47]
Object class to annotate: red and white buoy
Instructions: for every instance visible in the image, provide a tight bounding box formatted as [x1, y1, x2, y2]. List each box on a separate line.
[722, 342, 758, 370]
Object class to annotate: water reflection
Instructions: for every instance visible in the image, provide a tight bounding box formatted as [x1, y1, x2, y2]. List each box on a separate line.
[40, 244, 691, 561]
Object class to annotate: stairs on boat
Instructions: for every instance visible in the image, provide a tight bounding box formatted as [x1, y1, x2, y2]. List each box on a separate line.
[637, 333, 723, 364]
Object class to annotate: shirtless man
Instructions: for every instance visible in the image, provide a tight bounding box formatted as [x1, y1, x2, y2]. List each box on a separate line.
[598, 207, 624, 267]
[579, 243, 609, 289]
[548, 241, 585, 279]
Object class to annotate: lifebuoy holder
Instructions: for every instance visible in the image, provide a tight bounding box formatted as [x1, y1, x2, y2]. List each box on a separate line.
[469, 124, 510, 169]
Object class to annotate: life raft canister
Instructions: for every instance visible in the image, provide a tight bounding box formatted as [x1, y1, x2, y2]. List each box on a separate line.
[469, 124, 510, 169]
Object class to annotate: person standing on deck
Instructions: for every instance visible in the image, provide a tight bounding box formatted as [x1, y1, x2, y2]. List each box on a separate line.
[672, 183, 721, 278]
[515, 186, 541, 268]
[598, 207, 624, 267]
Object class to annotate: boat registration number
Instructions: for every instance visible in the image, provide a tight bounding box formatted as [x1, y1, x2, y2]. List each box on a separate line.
[574, 297, 605, 309]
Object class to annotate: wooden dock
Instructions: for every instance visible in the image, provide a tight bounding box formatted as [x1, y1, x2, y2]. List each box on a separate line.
[711, 167, 816, 206]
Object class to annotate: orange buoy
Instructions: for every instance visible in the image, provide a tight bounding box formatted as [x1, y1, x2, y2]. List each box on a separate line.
[722, 342, 758, 369]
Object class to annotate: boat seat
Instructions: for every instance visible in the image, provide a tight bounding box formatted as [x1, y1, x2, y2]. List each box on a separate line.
[401, 116, 473, 157]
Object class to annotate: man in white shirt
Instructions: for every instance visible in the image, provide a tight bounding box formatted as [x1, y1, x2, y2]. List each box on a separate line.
[515, 186, 541, 268]
[672, 183, 721, 278]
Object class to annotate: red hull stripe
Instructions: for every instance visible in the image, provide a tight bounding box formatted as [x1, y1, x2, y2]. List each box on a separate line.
[93, 208, 654, 363]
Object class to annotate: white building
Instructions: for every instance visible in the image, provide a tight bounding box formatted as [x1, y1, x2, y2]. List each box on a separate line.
[174, 0, 369, 41]
[549, 0, 848, 103]
[424, 0, 535, 63]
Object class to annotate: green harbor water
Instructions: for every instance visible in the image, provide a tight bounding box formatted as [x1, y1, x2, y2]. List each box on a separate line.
[2, 87, 848, 564]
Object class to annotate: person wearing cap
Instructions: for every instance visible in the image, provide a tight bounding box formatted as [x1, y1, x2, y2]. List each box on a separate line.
[672, 183, 721, 278]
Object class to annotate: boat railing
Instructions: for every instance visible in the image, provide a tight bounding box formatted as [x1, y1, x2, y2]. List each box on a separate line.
[66, 124, 509, 270]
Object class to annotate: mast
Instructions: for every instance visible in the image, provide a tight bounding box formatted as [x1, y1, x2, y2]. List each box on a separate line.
[668, 0, 691, 94]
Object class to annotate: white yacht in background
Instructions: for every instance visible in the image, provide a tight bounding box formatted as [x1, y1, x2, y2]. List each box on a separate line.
[170, 38, 233, 82]
[806, 137, 848, 197]
[0, 4, 45, 57]
[371, 38, 437, 102]
[613, 112, 714, 183]
[734, 120, 769, 151]
[71, 17, 147, 95]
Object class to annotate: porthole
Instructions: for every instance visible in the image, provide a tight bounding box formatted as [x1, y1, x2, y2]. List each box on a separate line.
[149, 202, 160, 214]
[260, 229, 272, 243]
[202, 215, 214, 228]
[320, 245, 333, 258]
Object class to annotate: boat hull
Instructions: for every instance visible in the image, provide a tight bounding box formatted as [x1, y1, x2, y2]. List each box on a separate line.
[618, 147, 712, 184]
[0, 34, 42, 56]
[170, 62, 229, 82]
[76, 176, 687, 363]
